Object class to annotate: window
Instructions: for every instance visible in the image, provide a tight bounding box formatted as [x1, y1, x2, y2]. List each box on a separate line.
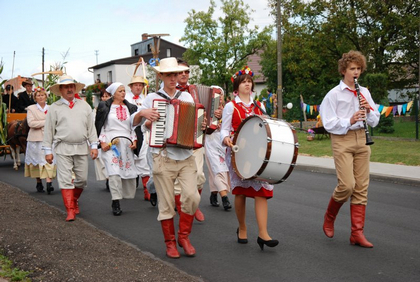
[147, 44, 152, 52]
[134, 49, 139, 56]
[166, 48, 171, 57]
[107, 71, 112, 83]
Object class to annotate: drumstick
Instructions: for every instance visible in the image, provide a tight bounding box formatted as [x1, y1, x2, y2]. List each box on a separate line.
[231, 144, 239, 152]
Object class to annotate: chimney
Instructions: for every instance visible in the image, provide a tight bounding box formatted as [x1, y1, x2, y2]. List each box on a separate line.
[142, 33, 148, 41]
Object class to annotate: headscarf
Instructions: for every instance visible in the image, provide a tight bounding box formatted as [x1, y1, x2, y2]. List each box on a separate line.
[105, 82, 123, 96]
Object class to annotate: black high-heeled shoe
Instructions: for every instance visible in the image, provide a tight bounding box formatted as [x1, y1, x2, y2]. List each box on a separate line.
[236, 228, 248, 244]
[257, 237, 279, 250]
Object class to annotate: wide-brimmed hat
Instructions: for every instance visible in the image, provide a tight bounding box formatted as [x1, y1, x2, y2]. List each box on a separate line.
[152, 57, 189, 73]
[128, 76, 146, 86]
[49, 75, 85, 96]
[22, 78, 33, 87]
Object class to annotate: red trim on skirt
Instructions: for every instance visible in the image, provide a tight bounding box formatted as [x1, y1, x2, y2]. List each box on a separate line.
[232, 186, 273, 199]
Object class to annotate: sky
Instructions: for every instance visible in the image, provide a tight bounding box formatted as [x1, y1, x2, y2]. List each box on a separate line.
[0, 0, 274, 87]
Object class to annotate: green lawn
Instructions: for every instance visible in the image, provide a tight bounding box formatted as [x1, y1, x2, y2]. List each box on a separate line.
[295, 120, 420, 166]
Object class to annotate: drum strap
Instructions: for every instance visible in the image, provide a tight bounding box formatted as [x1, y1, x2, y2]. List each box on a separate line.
[253, 100, 267, 116]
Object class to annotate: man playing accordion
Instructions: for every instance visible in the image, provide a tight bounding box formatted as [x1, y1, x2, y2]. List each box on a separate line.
[132, 57, 206, 259]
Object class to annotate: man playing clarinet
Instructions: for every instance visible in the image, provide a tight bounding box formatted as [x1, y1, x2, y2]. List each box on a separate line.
[320, 50, 380, 248]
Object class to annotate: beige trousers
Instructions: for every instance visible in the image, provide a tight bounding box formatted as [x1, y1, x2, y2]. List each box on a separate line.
[174, 147, 206, 194]
[153, 152, 200, 221]
[330, 129, 371, 205]
[56, 154, 88, 189]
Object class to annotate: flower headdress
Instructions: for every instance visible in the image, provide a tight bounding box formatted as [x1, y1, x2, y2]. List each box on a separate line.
[231, 66, 254, 83]
[34, 86, 45, 92]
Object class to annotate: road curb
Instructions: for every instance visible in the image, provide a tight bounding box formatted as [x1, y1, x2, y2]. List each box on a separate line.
[295, 165, 420, 187]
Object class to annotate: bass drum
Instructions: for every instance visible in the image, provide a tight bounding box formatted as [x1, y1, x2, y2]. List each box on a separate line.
[232, 115, 298, 184]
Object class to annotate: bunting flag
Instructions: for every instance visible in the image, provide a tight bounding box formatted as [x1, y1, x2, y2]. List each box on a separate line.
[381, 106, 388, 115]
[385, 106, 393, 117]
[407, 101, 413, 112]
[375, 100, 415, 117]
[300, 102, 321, 114]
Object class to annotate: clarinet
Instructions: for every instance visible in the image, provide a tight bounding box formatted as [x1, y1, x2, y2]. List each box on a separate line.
[354, 78, 374, 145]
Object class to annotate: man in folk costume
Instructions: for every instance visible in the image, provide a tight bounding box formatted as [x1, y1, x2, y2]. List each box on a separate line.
[173, 58, 206, 222]
[132, 57, 206, 258]
[43, 75, 98, 222]
[320, 51, 380, 247]
[17, 78, 36, 113]
[125, 76, 151, 201]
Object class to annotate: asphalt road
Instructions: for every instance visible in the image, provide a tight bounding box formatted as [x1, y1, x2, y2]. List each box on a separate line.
[0, 157, 419, 282]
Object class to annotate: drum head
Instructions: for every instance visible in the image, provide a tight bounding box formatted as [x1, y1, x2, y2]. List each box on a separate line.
[232, 116, 269, 179]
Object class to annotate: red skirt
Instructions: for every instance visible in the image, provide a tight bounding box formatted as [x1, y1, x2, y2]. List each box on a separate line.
[232, 186, 273, 199]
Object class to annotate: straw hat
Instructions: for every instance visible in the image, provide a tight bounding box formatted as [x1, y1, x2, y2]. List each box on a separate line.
[152, 57, 189, 73]
[49, 75, 85, 96]
[22, 78, 33, 87]
[128, 76, 146, 86]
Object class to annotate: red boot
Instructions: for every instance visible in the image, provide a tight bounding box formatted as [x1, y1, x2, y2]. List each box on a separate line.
[73, 187, 83, 215]
[350, 204, 373, 248]
[323, 197, 344, 238]
[175, 194, 181, 215]
[178, 212, 196, 256]
[142, 176, 150, 201]
[160, 219, 180, 258]
[61, 189, 76, 221]
[194, 189, 204, 222]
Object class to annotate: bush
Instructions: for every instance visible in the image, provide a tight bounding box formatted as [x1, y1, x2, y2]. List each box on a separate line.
[376, 115, 395, 133]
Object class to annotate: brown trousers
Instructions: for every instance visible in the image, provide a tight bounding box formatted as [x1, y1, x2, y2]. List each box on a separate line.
[153, 152, 200, 221]
[330, 129, 371, 205]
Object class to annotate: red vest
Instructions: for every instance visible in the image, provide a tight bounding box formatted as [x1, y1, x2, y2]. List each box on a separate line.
[231, 100, 263, 132]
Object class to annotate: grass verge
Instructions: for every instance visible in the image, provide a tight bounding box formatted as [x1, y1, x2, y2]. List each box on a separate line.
[296, 130, 420, 166]
[0, 252, 31, 281]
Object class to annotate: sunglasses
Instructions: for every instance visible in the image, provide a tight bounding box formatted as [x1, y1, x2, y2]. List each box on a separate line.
[181, 70, 190, 74]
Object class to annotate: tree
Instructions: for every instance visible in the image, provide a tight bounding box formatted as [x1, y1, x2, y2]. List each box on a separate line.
[263, 0, 419, 109]
[180, 0, 273, 94]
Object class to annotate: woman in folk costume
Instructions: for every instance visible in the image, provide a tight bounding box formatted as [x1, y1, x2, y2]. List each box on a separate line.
[204, 88, 232, 211]
[125, 75, 152, 201]
[95, 82, 140, 216]
[24, 86, 56, 194]
[220, 66, 279, 250]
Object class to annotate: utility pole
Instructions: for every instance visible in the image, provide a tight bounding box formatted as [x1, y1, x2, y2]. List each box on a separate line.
[42, 48, 45, 86]
[277, 0, 283, 119]
[95, 50, 99, 65]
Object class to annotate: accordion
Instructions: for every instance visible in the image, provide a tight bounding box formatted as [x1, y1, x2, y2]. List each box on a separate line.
[149, 99, 205, 149]
[189, 85, 223, 134]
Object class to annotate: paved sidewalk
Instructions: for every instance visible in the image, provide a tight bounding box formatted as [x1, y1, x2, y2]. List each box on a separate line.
[296, 155, 420, 186]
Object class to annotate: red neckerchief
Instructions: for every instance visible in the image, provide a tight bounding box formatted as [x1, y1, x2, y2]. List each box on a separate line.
[75, 93, 81, 99]
[346, 88, 374, 111]
[69, 101, 75, 109]
[176, 84, 189, 92]
[133, 95, 140, 100]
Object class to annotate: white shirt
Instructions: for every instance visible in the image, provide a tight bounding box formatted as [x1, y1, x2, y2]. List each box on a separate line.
[131, 88, 194, 161]
[125, 90, 146, 108]
[320, 80, 380, 135]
